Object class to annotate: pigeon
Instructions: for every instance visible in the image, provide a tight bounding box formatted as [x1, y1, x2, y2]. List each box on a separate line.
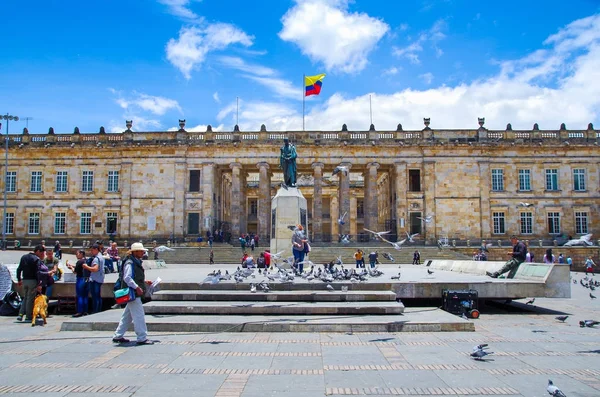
[417, 215, 434, 223]
[364, 228, 391, 239]
[555, 315, 569, 322]
[573, 279, 577, 284]
[525, 298, 535, 305]
[153, 245, 175, 253]
[250, 283, 257, 293]
[470, 344, 493, 360]
[340, 234, 351, 244]
[380, 236, 407, 250]
[338, 211, 347, 226]
[590, 293, 597, 299]
[517, 202, 534, 208]
[579, 320, 599, 328]
[547, 379, 567, 397]
[427, 269, 434, 275]
[332, 165, 349, 176]
[406, 231, 419, 243]
[391, 272, 401, 280]
[326, 284, 334, 292]
[382, 252, 394, 262]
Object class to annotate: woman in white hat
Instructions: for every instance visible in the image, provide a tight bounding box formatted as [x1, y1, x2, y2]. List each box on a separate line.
[112, 242, 154, 345]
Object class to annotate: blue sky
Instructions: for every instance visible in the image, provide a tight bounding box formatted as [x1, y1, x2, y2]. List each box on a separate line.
[1, 0, 600, 134]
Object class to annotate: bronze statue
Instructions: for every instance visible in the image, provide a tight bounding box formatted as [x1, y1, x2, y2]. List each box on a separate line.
[279, 137, 297, 187]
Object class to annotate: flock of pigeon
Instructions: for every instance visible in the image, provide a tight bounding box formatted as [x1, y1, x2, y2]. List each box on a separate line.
[573, 274, 599, 300]
[470, 345, 567, 396]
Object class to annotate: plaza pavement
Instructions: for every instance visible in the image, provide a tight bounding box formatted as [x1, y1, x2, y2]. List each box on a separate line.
[0, 251, 599, 396]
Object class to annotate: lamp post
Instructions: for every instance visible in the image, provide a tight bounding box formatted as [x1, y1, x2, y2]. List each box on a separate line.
[2, 113, 19, 251]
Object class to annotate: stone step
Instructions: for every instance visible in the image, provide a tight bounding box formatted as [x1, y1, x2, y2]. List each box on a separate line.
[60, 308, 474, 332]
[153, 289, 397, 302]
[143, 300, 405, 315]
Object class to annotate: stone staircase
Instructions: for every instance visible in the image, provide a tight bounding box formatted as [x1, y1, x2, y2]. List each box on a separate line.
[158, 244, 472, 265]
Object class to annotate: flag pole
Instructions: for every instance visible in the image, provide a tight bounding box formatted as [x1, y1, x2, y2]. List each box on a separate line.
[302, 74, 305, 131]
[236, 96, 239, 126]
[369, 94, 373, 125]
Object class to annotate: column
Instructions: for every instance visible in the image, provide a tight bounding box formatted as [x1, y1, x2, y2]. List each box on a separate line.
[423, 160, 436, 243]
[394, 162, 407, 237]
[350, 195, 357, 237]
[363, 162, 380, 234]
[257, 162, 271, 242]
[240, 169, 247, 234]
[120, 162, 133, 238]
[337, 162, 352, 236]
[479, 161, 491, 239]
[230, 163, 242, 238]
[173, 161, 186, 238]
[312, 162, 324, 241]
[202, 162, 216, 234]
[330, 195, 339, 241]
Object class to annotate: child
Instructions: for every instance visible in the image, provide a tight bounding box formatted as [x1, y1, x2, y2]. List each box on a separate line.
[209, 250, 214, 265]
[585, 256, 596, 275]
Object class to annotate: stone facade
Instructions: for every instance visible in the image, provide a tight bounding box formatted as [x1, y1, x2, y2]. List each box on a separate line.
[1, 122, 599, 244]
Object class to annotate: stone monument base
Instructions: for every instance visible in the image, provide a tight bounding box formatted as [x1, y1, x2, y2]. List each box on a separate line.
[270, 186, 308, 267]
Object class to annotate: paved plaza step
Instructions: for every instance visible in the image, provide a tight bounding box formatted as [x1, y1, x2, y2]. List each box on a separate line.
[143, 300, 405, 315]
[153, 289, 397, 302]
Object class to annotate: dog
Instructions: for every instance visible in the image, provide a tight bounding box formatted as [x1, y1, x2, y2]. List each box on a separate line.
[31, 293, 48, 327]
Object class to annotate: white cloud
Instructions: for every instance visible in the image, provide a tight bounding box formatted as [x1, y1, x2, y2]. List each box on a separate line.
[112, 91, 182, 115]
[217, 56, 275, 77]
[213, 92, 220, 103]
[157, 0, 201, 21]
[393, 19, 447, 63]
[167, 123, 225, 132]
[232, 14, 600, 132]
[244, 75, 299, 99]
[279, 0, 389, 73]
[419, 72, 434, 84]
[166, 24, 254, 79]
[382, 66, 400, 76]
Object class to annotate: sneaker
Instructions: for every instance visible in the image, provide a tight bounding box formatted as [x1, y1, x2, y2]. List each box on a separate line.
[72, 313, 83, 318]
[112, 337, 130, 343]
[486, 271, 498, 278]
[16, 314, 23, 321]
[136, 340, 154, 345]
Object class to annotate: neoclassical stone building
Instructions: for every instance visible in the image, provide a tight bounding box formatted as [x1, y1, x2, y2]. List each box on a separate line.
[1, 119, 598, 244]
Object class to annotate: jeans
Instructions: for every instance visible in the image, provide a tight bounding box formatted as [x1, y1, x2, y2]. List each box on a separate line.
[89, 281, 103, 313]
[46, 285, 53, 299]
[104, 259, 115, 273]
[293, 249, 305, 272]
[113, 297, 148, 342]
[19, 279, 38, 319]
[75, 277, 89, 314]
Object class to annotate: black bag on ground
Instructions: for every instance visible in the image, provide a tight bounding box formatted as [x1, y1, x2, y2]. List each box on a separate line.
[0, 291, 21, 316]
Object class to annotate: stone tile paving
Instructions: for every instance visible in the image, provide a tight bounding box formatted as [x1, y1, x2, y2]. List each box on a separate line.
[0, 273, 599, 396]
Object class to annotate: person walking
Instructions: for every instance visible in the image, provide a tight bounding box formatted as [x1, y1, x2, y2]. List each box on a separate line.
[16, 245, 45, 321]
[585, 256, 596, 275]
[486, 235, 527, 279]
[112, 242, 154, 345]
[83, 243, 105, 313]
[209, 250, 215, 265]
[291, 225, 307, 272]
[413, 250, 421, 265]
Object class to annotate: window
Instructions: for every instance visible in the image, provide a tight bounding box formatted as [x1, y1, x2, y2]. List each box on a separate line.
[82, 171, 94, 192]
[54, 213, 66, 234]
[80, 212, 92, 234]
[357, 199, 364, 218]
[28, 213, 40, 234]
[409, 169, 421, 191]
[573, 169, 586, 191]
[520, 212, 533, 234]
[106, 212, 118, 234]
[56, 171, 68, 192]
[107, 171, 119, 192]
[492, 212, 505, 234]
[545, 169, 558, 191]
[548, 212, 560, 234]
[4, 213, 14, 234]
[575, 211, 588, 234]
[249, 200, 258, 216]
[5, 171, 16, 193]
[189, 170, 201, 192]
[30, 171, 42, 192]
[518, 169, 531, 191]
[491, 169, 504, 191]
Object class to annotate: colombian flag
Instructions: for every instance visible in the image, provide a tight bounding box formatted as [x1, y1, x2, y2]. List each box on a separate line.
[305, 74, 326, 97]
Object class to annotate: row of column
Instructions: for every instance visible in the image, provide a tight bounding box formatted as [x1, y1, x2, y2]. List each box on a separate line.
[225, 162, 382, 242]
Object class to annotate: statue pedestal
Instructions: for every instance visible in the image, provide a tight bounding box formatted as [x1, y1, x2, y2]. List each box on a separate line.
[270, 187, 308, 267]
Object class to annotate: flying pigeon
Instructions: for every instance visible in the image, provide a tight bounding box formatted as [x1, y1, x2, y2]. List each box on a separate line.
[380, 236, 407, 250]
[364, 228, 391, 239]
[326, 284, 334, 292]
[525, 298, 535, 305]
[555, 315, 569, 322]
[417, 215, 434, 223]
[547, 379, 567, 397]
[154, 245, 175, 253]
[517, 202, 534, 208]
[406, 232, 419, 243]
[470, 344, 493, 360]
[338, 211, 347, 226]
[332, 165, 349, 176]
[382, 252, 394, 262]
[340, 234, 351, 244]
[579, 320, 599, 328]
